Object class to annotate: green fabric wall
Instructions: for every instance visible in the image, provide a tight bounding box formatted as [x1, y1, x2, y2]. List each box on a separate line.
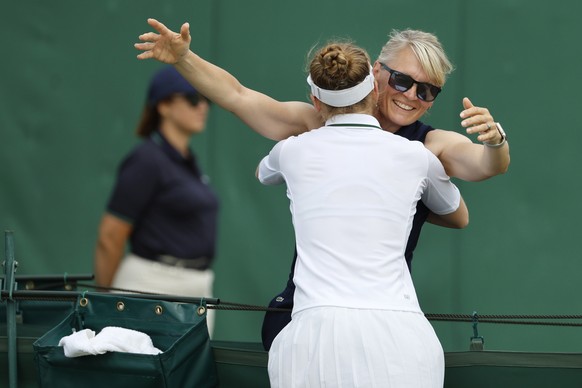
[2, 0, 581, 352]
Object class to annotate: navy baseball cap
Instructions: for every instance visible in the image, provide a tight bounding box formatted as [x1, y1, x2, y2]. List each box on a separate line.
[146, 66, 199, 107]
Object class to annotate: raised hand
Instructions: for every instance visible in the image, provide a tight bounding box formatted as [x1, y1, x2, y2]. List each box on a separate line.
[135, 18, 191, 64]
[460, 97, 502, 145]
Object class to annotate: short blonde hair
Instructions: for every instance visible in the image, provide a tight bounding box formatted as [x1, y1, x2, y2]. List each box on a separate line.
[377, 29, 454, 87]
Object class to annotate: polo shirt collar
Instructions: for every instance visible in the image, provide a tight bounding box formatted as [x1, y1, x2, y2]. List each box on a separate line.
[150, 131, 190, 160]
[325, 114, 381, 129]
[151, 131, 200, 175]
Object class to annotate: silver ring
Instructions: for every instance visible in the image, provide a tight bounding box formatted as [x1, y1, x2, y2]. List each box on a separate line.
[485, 123, 491, 130]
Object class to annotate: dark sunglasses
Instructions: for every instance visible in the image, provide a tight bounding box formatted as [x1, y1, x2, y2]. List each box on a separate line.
[182, 93, 209, 106]
[380, 63, 442, 102]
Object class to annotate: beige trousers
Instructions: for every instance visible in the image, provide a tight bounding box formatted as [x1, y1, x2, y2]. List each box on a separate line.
[112, 253, 215, 337]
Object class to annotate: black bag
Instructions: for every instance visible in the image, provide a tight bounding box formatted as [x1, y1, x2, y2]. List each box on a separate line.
[33, 292, 218, 387]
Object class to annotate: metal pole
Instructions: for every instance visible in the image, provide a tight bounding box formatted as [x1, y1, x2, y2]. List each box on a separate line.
[0, 289, 219, 306]
[3, 230, 18, 388]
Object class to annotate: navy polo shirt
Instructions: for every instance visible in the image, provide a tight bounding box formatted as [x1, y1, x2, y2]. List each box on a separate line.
[107, 131, 219, 262]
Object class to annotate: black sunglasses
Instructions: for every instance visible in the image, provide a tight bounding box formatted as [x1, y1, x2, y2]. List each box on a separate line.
[182, 93, 209, 106]
[380, 63, 442, 102]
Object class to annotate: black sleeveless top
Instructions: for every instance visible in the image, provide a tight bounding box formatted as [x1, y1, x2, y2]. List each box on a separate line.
[394, 120, 435, 270]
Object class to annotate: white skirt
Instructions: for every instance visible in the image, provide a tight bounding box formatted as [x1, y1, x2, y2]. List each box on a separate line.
[268, 307, 444, 388]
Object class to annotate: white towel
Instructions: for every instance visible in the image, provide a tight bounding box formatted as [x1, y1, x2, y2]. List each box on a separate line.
[58, 328, 98, 357]
[58, 327, 162, 357]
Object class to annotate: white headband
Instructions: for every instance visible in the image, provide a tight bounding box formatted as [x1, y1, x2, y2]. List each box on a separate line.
[306, 69, 375, 108]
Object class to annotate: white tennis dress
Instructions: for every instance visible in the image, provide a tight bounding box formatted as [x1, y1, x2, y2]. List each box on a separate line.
[258, 114, 461, 388]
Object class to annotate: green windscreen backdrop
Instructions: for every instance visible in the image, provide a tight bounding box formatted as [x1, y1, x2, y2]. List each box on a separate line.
[2, 0, 581, 352]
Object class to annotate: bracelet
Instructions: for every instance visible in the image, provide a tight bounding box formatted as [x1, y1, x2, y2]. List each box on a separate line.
[484, 122, 507, 148]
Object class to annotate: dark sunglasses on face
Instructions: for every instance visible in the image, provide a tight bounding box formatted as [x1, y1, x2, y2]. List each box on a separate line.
[183, 93, 209, 106]
[379, 63, 442, 102]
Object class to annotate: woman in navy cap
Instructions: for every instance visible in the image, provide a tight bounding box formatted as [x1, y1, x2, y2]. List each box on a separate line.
[93, 66, 219, 334]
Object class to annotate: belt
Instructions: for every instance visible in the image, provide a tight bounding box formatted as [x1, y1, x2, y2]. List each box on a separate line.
[157, 255, 211, 270]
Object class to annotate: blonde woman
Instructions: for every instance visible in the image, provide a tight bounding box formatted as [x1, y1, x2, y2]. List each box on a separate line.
[256, 41, 467, 387]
